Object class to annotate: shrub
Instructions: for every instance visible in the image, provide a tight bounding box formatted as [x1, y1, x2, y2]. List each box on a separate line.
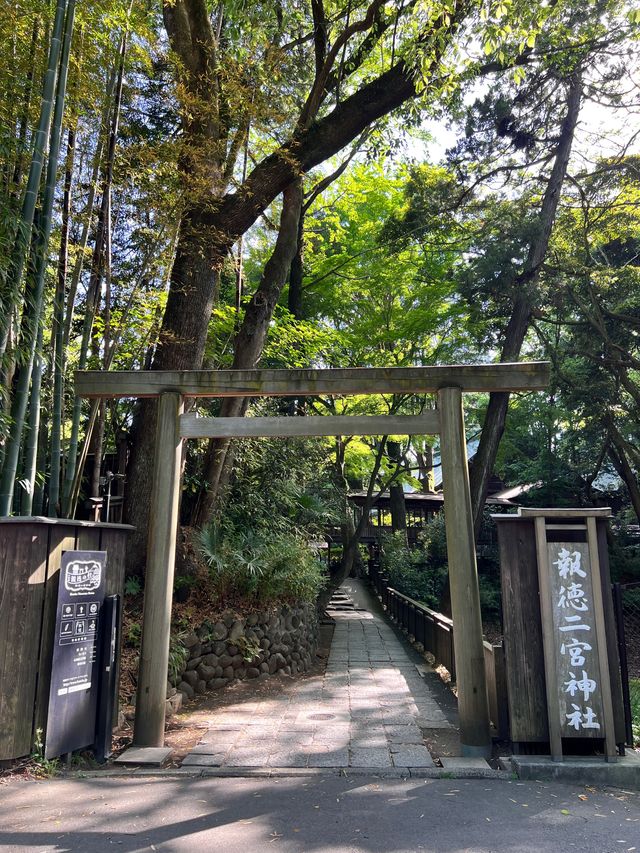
[199, 523, 325, 606]
[379, 510, 502, 624]
[379, 530, 447, 611]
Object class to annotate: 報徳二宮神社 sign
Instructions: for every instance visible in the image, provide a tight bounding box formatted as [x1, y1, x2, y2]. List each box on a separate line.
[547, 541, 604, 738]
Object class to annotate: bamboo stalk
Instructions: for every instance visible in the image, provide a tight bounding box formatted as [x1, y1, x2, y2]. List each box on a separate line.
[62, 31, 127, 517]
[0, 0, 67, 367]
[21, 324, 44, 515]
[48, 127, 75, 516]
[0, 0, 75, 516]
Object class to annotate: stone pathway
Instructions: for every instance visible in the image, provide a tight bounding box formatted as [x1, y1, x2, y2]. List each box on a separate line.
[183, 580, 456, 772]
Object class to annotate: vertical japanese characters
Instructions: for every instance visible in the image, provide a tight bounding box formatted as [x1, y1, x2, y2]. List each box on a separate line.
[552, 545, 601, 733]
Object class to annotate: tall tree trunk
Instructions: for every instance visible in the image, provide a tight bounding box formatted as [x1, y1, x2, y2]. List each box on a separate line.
[288, 212, 305, 319]
[62, 71, 115, 349]
[608, 441, 640, 524]
[389, 482, 407, 534]
[191, 179, 304, 528]
[469, 71, 582, 537]
[10, 18, 40, 200]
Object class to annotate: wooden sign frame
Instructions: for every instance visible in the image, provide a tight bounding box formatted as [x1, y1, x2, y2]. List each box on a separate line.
[529, 509, 617, 762]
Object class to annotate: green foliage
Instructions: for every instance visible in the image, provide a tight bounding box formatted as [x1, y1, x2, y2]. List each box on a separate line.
[379, 511, 503, 624]
[30, 728, 59, 777]
[124, 576, 142, 597]
[379, 529, 448, 611]
[236, 634, 262, 664]
[167, 635, 189, 685]
[199, 524, 325, 606]
[125, 620, 141, 648]
[630, 679, 640, 745]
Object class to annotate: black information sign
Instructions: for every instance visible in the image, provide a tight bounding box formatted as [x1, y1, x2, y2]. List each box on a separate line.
[45, 550, 107, 759]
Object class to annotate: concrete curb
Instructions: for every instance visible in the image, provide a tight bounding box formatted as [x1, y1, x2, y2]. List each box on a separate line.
[59, 764, 512, 781]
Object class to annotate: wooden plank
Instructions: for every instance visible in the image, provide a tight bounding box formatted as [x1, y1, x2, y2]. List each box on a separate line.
[595, 519, 627, 745]
[534, 516, 563, 761]
[0, 516, 133, 531]
[438, 385, 491, 756]
[179, 412, 441, 439]
[0, 523, 49, 760]
[134, 392, 184, 747]
[493, 644, 510, 741]
[519, 507, 612, 518]
[74, 362, 551, 399]
[33, 523, 77, 740]
[495, 518, 549, 742]
[75, 526, 101, 551]
[586, 517, 617, 761]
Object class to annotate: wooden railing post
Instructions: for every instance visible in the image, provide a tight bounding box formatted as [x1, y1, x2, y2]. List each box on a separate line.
[438, 385, 491, 757]
[133, 391, 184, 747]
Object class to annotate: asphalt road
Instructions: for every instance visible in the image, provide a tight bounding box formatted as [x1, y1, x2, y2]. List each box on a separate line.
[1, 774, 639, 852]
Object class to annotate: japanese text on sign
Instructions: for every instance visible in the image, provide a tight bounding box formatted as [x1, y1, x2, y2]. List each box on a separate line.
[548, 543, 603, 736]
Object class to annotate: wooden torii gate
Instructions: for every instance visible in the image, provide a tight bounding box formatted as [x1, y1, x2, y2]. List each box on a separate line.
[75, 361, 550, 758]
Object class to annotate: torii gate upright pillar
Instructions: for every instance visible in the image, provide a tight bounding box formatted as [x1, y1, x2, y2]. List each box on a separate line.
[133, 391, 184, 747]
[439, 386, 491, 757]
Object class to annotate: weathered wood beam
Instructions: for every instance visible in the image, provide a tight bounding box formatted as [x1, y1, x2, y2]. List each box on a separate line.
[438, 385, 491, 756]
[179, 412, 441, 439]
[133, 392, 183, 748]
[74, 362, 550, 399]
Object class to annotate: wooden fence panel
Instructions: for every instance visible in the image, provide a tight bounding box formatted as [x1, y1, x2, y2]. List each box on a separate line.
[496, 518, 548, 742]
[0, 523, 49, 759]
[33, 523, 77, 737]
[0, 519, 132, 760]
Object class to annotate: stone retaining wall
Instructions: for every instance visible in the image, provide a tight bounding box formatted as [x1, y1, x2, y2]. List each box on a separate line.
[166, 602, 318, 713]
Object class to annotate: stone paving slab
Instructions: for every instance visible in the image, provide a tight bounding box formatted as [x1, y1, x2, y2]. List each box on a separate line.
[182, 579, 458, 771]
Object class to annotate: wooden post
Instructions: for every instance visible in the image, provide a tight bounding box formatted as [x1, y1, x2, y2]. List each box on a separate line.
[586, 516, 618, 762]
[133, 392, 183, 747]
[534, 516, 563, 761]
[438, 386, 492, 756]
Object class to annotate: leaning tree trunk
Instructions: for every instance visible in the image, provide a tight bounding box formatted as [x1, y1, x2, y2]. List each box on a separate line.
[192, 179, 304, 528]
[316, 437, 388, 613]
[124, 3, 461, 570]
[469, 70, 582, 538]
[124, 209, 223, 573]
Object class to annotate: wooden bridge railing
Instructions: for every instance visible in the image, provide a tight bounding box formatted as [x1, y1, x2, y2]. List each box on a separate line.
[368, 561, 508, 738]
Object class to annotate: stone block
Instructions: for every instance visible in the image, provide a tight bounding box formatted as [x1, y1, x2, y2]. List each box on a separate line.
[115, 747, 173, 766]
[229, 620, 244, 642]
[181, 669, 198, 687]
[183, 631, 200, 648]
[212, 622, 228, 640]
[197, 663, 216, 681]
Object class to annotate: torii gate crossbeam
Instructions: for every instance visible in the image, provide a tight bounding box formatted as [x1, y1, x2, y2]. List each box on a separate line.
[75, 362, 550, 758]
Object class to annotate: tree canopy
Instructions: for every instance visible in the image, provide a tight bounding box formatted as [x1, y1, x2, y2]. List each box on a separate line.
[0, 0, 639, 588]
